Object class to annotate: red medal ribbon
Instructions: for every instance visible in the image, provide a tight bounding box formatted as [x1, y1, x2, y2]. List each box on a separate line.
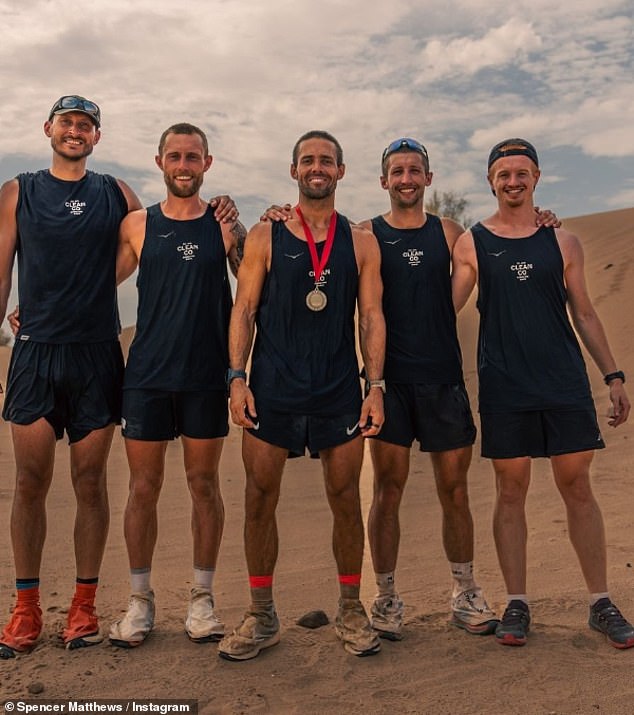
[295, 205, 337, 287]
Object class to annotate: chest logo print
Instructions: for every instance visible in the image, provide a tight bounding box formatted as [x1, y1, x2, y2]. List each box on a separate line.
[65, 200, 86, 216]
[510, 261, 533, 281]
[402, 247, 424, 266]
[177, 242, 199, 261]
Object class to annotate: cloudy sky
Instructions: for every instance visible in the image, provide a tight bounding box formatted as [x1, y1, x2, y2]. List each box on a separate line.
[1, 0, 632, 325]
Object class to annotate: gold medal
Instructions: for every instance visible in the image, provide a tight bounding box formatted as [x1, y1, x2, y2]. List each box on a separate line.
[306, 288, 327, 311]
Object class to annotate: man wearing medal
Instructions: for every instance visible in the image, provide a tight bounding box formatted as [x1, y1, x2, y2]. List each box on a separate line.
[218, 130, 386, 660]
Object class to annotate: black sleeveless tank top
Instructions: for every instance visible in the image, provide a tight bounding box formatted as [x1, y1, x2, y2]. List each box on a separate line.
[124, 203, 232, 391]
[250, 215, 361, 415]
[372, 214, 463, 384]
[15, 170, 127, 343]
[472, 223, 593, 412]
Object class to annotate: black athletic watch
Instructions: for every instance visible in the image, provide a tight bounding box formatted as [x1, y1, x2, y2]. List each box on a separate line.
[604, 370, 625, 386]
[226, 368, 247, 389]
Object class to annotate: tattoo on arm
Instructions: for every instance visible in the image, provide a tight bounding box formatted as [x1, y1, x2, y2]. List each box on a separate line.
[228, 221, 247, 276]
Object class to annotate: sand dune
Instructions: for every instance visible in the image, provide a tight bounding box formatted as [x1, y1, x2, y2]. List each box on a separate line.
[1, 208, 633, 714]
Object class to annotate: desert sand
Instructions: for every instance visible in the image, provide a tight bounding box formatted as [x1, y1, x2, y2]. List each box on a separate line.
[1, 208, 633, 714]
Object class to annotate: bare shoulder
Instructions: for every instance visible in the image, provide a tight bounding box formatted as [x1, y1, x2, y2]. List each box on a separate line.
[356, 218, 373, 230]
[554, 226, 581, 247]
[121, 207, 148, 229]
[0, 178, 19, 207]
[351, 222, 377, 243]
[115, 178, 142, 212]
[554, 227, 583, 265]
[453, 228, 477, 263]
[119, 207, 148, 243]
[350, 223, 381, 268]
[440, 216, 466, 251]
[221, 218, 247, 243]
[244, 220, 273, 256]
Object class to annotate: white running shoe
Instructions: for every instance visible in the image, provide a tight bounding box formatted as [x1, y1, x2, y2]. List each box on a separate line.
[451, 587, 498, 635]
[370, 593, 404, 641]
[185, 587, 224, 643]
[218, 608, 280, 661]
[335, 598, 381, 656]
[109, 591, 155, 648]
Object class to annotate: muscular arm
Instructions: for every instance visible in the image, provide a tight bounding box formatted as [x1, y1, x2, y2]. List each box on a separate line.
[116, 178, 143, 213]
[114, 179, 144, 285]
[440, 216, 465, 254]
[222, 220, 247, 278]
[0, 179, 19, 322]
[353, 224, 386, 434]
[115, 210, 147, 285]
[227, 222, 271, 426]
[451, 230, 478, 312]
[559, 229, 630, 426]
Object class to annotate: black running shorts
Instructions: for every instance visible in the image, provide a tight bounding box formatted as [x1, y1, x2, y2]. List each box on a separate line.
[480, 407, 605, 458]
[375, 382, 476, 452]
[121, 388, 229, 441]
[2, 339, 124, 443]
[246, 405, 362, 457]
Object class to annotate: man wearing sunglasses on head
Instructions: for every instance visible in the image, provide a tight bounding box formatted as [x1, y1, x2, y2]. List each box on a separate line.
[0, 96, 236, 659]
[262, 137, 559, 641]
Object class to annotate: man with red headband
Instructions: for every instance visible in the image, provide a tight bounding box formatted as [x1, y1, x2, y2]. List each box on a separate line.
[452, 138, 634, 649]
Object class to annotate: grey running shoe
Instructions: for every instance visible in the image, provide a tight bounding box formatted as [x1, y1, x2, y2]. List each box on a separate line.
[185, 587, 224, 643]
[589, 598, 634, 649]
[335, 598, 381, 656]
[109, 591, 155, 648]
[495, 600, 530, 646]
[451, 588, 499, 635]
[370, 594, 404, 641]
[217, 608, 280, 661]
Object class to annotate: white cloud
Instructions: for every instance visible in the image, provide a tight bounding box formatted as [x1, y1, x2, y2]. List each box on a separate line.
[418, 19, 542, 82]
[0, 0, 632, 224]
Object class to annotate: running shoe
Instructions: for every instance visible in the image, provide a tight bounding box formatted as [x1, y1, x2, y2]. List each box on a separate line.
[495, 600, 530, 646]
[109, 591, 155, 648]
[63, 595, 103, 650]
[185, 587, 224, 643]
[451, 587, 499, 635]
[335, 598, 381, 657]
[0, 601, 43, 659]
[218, 608, 280, 661]
[589, 598, 634, 649]
[370, 593, 404, 641]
